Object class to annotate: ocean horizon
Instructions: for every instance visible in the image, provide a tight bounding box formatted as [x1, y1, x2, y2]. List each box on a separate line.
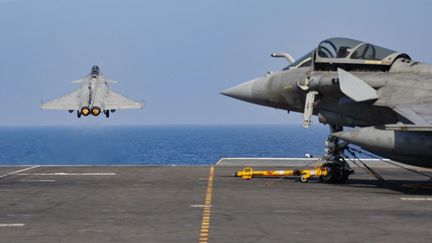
[0, 125, 330, 165]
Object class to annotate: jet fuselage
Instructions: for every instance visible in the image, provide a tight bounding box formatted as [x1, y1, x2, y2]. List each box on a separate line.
[222, 38, 432, 168]
[79, 66, 109, 117]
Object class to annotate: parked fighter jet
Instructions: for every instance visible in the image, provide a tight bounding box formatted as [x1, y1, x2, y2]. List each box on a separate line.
[222, 37, 432, 183]
[42, 65, 143, 118]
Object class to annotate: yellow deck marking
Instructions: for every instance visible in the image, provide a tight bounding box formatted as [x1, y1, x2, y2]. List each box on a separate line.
[198, 166, 215, 243]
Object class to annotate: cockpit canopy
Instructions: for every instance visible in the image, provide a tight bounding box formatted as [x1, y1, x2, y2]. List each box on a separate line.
[316, 38, 399, 63]
[91, 65, 100, 77]
[283, 51, 313, 70]
[285, 37, 409, 71]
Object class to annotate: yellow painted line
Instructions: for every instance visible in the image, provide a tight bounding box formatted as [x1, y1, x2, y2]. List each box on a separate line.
[198, 166, 215, 243]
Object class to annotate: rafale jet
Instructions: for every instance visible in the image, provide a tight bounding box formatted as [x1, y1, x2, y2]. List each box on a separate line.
[222, 37, 432, 183]
[42, 65, 143, 118]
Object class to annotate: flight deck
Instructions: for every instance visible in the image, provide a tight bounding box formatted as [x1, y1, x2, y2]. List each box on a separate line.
[0, 160, 432, 243]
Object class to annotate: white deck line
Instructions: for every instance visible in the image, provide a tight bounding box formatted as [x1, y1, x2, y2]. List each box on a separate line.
[0, 223, 25, 227]
[19, 179, 55, 182]
[0, 165, 40, 178]
[17, 172, 116, 176]
[216, 158, 321, 165]
[400, 197, 432, 201]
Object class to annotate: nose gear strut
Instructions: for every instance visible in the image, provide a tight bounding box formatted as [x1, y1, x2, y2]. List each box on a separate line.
[319, 125, 354, 184]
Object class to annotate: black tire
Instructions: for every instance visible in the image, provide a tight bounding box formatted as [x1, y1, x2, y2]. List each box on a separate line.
[77, 111, 81, 118]
[319, 163, 336, 183]
[319, 163, 349, 184]
[105, 110, 110, 118]
[337, 172, 350, 184]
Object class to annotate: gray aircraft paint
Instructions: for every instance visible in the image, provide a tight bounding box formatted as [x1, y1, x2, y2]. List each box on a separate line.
[222, 37, 432, 168]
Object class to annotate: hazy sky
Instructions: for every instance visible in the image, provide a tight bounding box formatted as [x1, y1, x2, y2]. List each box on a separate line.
[0, 0, 431, 125]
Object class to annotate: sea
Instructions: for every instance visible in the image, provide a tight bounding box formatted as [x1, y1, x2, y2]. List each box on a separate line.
[0, 125, 330, 165]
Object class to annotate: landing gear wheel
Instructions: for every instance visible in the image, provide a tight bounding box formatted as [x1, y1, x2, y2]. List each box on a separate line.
[77, 111, 81, 118]
[300, 175, 308, 183]
[319, 163, 350, 184]
[318, 125, 354, 184]
[319, 163, 337, 183]
[105, 110, 110, 118]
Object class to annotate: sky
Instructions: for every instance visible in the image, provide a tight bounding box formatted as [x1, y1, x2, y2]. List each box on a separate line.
[0, 0, 431, 126]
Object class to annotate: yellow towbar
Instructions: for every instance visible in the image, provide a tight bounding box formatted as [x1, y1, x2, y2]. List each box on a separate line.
[233, 167, 329, 183]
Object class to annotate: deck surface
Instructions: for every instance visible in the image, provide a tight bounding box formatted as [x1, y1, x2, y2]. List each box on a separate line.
[0, 165, 432, 242]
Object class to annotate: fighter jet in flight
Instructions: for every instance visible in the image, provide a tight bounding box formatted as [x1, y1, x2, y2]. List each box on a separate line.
[222, 37, 432, 183]
[42, 65, 143, 118]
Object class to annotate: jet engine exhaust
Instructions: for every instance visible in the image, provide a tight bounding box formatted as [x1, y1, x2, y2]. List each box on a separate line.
[80, 106, 90, 116]
[91, 106, 101, 116]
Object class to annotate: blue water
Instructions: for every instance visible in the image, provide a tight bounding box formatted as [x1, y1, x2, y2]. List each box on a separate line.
[0, 125, 329, 165]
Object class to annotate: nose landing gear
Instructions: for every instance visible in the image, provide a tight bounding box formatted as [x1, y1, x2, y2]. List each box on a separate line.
[319, 125, 354, 184]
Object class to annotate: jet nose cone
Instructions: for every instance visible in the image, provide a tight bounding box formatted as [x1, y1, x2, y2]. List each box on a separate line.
[221, 79, 255, 101]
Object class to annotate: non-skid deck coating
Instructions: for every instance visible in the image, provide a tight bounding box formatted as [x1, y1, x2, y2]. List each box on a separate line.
[0, 165, 432, 243]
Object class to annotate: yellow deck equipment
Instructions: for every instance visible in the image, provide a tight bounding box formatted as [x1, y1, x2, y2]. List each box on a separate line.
[233, 167, 329, 183]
